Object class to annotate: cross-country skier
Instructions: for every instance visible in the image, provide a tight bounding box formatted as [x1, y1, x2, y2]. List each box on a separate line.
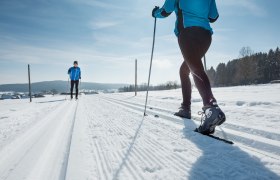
[152, 0, 225, 134]
[68, 61, 81, 100]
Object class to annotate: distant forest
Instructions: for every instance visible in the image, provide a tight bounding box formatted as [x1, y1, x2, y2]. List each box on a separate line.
[118, 81, 180, 93]
[207, 47, 280, 87]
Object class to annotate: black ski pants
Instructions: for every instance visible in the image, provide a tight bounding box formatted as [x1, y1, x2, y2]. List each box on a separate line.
[70, 80, 79, 98]
[178, 26, 215, 107]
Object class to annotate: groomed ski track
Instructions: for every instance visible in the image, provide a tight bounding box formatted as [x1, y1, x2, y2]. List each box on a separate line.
[100, 96, 280, 158]
[66, 95, 280, 180]
[0, 99, 79, 180]
[0, 94, 280, 179]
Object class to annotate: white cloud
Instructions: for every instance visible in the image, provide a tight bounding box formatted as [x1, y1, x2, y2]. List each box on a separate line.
[0, 43, 132, 65]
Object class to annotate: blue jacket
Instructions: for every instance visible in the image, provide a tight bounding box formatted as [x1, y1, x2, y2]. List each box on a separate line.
[153, 0, 219, 36]
[68, 67, 81, 81]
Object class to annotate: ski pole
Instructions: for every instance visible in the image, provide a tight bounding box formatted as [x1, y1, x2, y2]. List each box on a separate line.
[144, 17, 157, 116]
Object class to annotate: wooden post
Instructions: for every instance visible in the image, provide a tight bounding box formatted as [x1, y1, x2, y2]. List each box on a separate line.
[28, 64, 32, 102]
[135, 59, 137, 96]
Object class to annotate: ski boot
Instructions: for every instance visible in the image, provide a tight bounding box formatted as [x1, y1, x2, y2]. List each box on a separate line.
[196, 100, 226, 135]
[174, 104, 191, 119]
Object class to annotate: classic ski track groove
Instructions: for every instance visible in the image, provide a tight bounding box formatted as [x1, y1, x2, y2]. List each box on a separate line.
[60, 100, 79, 180]
[0, 100, 78, 180]
[100, 96, 280, 160]
[2, 94, 279, 179]
[0, 101, 69, 179]
[0, 100, 66, 149]
[105, 95, 280, 140]
[102, 95, 279, 143]
[103, 96, 280, 156]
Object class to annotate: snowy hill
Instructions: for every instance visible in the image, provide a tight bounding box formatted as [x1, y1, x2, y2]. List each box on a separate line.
[0, 84, 280, 179]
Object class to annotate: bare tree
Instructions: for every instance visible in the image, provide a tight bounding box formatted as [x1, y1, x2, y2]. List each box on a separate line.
[239, 46, 253, 58]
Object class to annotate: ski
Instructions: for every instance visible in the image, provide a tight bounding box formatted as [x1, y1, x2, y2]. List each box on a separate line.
[194, 129, 234, 145]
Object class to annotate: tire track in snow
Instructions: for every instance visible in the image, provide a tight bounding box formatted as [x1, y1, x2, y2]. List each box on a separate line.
[100, 96, 280, 160]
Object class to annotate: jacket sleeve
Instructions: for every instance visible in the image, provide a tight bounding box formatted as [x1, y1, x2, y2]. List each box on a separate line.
[79, 69, 81, 79]
[154, 0, 177, 18]
[68, 68, 71, 74]
[208, 0, 219, 23]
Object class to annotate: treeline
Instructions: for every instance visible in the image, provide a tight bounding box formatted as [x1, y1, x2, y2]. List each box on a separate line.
[119, 81, 180, 92]
[206, 47, 280, 87]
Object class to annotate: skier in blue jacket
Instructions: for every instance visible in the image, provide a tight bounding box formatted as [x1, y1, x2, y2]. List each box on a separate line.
[68, 61, 81, 99]
[152, 0, 225, 134]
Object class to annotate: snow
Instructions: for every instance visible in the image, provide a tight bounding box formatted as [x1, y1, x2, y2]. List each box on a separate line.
[0, 84, 280, 179]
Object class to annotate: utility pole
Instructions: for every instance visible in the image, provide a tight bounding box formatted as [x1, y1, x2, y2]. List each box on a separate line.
[135, 59, 137, 96]
[28, 64, 32, 102]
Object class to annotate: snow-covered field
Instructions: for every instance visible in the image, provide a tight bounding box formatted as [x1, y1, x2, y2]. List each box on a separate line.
[0, 84, 280, 180]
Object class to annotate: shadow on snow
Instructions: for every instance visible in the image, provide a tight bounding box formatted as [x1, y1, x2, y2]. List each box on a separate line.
[183, 119, 280, 180]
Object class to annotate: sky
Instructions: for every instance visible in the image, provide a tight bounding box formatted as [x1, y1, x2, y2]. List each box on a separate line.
[0, 0, 280, 85]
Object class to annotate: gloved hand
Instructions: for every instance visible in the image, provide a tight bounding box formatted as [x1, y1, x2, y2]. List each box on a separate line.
[152, 6, 160, 18]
